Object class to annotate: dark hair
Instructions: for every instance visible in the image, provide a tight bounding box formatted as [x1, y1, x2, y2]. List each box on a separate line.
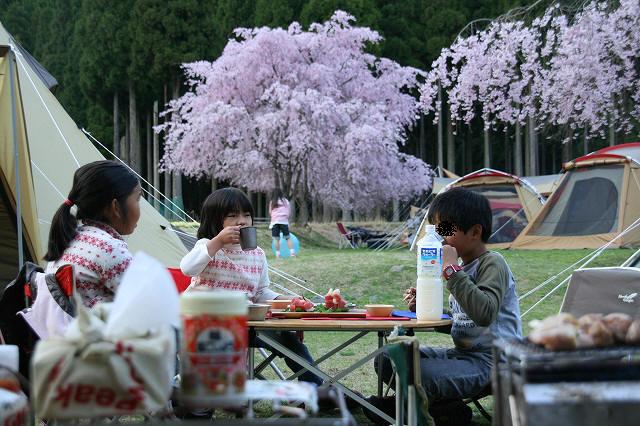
[427, 187, 492, 242]
[270, 188, 285, 208]
[197, 187, 254, 239]
[44, 161, 139, 261]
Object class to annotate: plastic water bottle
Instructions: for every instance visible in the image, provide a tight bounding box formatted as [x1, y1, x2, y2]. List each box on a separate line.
[416, 225, 443, 321]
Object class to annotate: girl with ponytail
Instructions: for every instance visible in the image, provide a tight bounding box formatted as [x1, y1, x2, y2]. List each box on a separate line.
[44, 160, 141, 307]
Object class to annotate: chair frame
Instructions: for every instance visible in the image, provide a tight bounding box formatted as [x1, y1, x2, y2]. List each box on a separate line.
[336, 222, 358, 249]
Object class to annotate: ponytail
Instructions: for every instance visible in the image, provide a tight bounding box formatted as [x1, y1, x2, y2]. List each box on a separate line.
[43, 160, 139, 261]
[44, 203, 79, 261]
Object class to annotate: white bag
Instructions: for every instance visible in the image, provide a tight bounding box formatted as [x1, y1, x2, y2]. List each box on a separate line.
[31, 253, 178, 420]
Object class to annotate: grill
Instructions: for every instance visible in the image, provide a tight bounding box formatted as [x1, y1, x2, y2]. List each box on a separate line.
[492, 339, 640, 426]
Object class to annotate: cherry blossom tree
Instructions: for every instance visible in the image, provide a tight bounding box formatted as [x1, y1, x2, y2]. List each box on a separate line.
[420, 0, 640, 141]
[158, 11, 432, 212]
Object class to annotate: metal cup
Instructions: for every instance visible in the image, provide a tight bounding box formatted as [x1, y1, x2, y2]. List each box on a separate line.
[239, 226, 258, 251]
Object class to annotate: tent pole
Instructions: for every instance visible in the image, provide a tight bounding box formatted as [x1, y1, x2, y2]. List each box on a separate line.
[8, 48, 24, 272]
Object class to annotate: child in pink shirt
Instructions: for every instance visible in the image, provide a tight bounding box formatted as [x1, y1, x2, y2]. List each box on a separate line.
[269, 189, 295, 258]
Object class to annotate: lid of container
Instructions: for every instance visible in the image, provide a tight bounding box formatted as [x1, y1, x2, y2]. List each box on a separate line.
[180, 290, 248, 316]
[0, 345, 19, 371]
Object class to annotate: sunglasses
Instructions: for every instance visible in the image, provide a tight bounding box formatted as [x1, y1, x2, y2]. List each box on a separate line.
[435, 221, 458, 237]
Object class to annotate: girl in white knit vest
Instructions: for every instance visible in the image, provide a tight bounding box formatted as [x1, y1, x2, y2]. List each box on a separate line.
[180, 187, 322, 385]
[44, 161, 141, 308]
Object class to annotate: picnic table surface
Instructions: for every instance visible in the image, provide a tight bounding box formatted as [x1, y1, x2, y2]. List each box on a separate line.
[248, 318, 452, 331]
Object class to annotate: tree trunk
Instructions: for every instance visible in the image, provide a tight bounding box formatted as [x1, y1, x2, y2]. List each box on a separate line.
[524, 120, 531, 175]
[504, 126, 511, 172]
[514, 121, 523, 176]
[257, 193, 264, 220]
[483, 127, 490, 168]
[146, 111, 152, 197]
[392, 199, 399, 222]
[583, 128, 589, 155]
[437, 84, 444, 170]
[446, 104, 455, 174]
[561, 130, 573, 164]
[322, 202, 332, 223]
[341, 208, 351, 222]
[296, 193, 309, 225]
[609, 116, 616, 146]
[211, 174, 217, 193]
[153, 101, 160, 210]
[171, 75, 184, 216]
[128, 80, 141, 173]
[311, 197, 320, 223]
[113, 92, 120, 158]
[123, 117, 129, 164]
[164, 171, 172, 219]
[420, 114, 428, 164]
[528, 116, 538, 175]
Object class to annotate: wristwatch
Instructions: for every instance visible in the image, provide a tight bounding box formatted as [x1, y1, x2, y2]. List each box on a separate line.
[443, 264, 463, 281]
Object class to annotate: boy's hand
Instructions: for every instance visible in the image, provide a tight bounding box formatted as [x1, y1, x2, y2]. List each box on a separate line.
[403, 287, 416, 312]
[442, 245, 459, 268]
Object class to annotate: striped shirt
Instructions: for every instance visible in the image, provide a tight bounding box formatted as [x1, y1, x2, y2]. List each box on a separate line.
[180, 239, 279, 303]
[46, 220, 132, 308]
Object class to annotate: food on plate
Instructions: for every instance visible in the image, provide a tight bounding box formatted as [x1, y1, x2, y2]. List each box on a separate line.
[287, 297, 315, 312]
[365, 304, 394, 317]
[602, 313, 633, 343]
[577, 319, 614, 348]
[529, 312, 639, 351]
[266, 299, 293, 310]
[529, 322, 577, 351]
[322, 288, 349, 312]
[625, 319, 640, 344]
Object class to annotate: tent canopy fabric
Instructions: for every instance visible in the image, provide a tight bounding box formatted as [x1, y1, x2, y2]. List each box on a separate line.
[511, 145, 640, 249]
[0, 21, 187, 287]
[412, 168, 545, 250]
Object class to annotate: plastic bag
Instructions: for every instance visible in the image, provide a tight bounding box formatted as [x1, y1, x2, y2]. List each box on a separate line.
[32, 252, 178, 420]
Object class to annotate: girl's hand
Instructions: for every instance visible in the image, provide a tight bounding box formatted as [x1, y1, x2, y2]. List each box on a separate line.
[403, 287, 416, 312]
[214, 226, 241, 246]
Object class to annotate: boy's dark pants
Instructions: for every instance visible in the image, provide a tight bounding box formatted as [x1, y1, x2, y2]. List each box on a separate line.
[375, 346, 491, 402]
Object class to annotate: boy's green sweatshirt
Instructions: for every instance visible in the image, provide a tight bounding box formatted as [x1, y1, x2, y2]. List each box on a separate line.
[446, 251, 522, 352]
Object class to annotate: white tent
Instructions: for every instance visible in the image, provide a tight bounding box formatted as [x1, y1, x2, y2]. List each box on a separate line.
[0, 22, 187, 286]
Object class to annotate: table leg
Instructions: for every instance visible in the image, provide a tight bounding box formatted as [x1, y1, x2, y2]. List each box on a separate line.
[256, 331, 396, 425]
[377, 331, 384, 398]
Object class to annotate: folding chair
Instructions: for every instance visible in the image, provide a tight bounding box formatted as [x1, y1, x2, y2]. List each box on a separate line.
[384, 335, 435, 426]
[336, 222, 359, 249]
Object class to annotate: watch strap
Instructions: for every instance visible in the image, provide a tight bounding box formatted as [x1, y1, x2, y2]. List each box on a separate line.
[443, 264, 462, 280]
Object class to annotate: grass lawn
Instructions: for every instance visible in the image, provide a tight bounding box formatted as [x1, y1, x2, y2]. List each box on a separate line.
[177, 222, 634, 424]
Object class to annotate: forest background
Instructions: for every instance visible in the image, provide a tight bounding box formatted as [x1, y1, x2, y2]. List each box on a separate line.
[1, 0, 635, 221]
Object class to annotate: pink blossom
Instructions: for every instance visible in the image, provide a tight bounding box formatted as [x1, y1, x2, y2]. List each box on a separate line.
[158, 11, 432, 212]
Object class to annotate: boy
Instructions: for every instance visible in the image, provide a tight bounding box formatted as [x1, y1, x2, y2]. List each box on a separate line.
[366, 187, 522, 425]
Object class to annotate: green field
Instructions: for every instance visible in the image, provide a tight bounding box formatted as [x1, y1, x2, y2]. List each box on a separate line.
[184, 223, 635, 424]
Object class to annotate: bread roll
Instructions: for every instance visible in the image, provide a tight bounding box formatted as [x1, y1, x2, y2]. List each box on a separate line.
[529, 323, 577, 351]
[625, 319, 640, 345]
[584, 319, 614, 347]
[603, 313, 633, 343]
[578, 313, 603, 329]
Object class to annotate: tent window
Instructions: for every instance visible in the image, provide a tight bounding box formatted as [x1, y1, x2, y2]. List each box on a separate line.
[466, 185, 528, 243]
[530, 165, 623, 236]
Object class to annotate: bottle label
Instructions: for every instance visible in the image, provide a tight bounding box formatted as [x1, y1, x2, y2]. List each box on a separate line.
[420, 248, 439, 263]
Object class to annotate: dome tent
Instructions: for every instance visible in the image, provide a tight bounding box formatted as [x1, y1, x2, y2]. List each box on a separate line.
[511, 143, 640, 249]
[412, 168, 545, 249]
